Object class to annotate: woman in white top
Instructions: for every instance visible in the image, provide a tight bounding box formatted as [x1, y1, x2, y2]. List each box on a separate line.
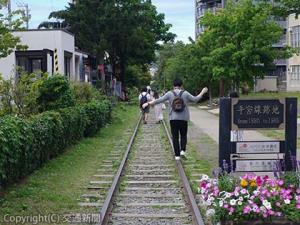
[153, 91, 163, 123]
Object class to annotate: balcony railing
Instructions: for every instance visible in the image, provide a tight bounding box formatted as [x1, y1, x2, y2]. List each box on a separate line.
[274, 59, 287, 66]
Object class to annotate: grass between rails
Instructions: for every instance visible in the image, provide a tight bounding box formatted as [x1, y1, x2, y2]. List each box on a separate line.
[0, 104, 139, 221]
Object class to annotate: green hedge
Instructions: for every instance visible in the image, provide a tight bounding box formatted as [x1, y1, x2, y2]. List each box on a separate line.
[0, 100, 111, 188]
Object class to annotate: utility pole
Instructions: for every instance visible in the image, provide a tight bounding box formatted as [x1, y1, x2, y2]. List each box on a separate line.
[24, 4, 29, 29]
[16, 2, 31, 29]
[7, 0, 11, 14]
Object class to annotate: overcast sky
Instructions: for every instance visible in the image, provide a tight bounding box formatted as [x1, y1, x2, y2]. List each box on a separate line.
[9, 0, 195, 42]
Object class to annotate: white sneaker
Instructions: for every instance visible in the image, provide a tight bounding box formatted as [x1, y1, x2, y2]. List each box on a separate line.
[180, 151, 186, 156]
[175, 156, 181, 160]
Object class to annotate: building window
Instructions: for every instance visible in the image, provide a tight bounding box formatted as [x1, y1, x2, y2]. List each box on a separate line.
[291, 65, 300, 81]
[64, 51, 72, 78]
[15, 49, 52, 77]
[291, 25, 300, 54]
[64, 57, 71, 77]
[16, 56, 43, 76]
[31, 59, 42, 73]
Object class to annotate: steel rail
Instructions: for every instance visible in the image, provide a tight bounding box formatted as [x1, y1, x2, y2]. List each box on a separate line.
[162, 119, 206, 225]
[97, 114, 142, 225]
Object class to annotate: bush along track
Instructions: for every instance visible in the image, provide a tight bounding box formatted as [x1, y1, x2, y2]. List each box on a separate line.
[0, 99, 112, 189]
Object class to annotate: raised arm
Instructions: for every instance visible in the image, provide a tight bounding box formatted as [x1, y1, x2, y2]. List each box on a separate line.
[186, 87, 208, 103]
[142, 92, 170, 108]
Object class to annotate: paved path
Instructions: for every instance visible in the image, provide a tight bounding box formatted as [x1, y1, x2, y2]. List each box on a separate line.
[189, 106, 272, 142]
[189, 106, 300, 161]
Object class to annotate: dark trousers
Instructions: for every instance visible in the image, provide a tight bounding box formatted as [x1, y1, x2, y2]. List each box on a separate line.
[170, 120, 188, 157]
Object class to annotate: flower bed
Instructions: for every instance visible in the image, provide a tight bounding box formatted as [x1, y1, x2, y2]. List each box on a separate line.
[198, 173, 300, 224]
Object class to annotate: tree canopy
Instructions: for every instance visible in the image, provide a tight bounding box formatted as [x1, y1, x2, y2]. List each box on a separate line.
[0, 1, 27, 58]
[49, 0, 175, 85]
[199, 0, 292, 94]
[274, 0, 300, 18]
[155, 0, 293, 98]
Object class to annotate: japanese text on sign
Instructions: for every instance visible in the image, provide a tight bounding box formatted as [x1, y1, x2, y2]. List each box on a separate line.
[232, 99, 285, 130]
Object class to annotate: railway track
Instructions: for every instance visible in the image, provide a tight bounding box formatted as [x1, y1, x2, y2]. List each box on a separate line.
[78, 111, 205, 225]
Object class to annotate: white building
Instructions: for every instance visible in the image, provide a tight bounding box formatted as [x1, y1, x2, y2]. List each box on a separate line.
[0, 29, 88, 81]
[286, 14, 300, 92]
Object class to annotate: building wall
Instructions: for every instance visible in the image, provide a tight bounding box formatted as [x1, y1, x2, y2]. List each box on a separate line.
[287, 14, 300, 92]
[0, 29, 77, 80]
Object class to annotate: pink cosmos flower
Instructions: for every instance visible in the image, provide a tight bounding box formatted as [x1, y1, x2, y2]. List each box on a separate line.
[223, 204, 229, 209]
[296, 204, 300, 209]
[243, 205, 251, 214]
[256, 176, 263, 186]
[268, 210, 275, 216]
[277, 179, 284, 186]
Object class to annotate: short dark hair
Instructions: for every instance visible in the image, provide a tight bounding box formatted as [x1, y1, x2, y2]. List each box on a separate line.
[141, 87, 147, 92]
[173, 78, 183, 87]
[229, 91, 239, 98]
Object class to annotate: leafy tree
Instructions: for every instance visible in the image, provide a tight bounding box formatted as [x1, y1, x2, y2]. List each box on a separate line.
[152, 41, 214, 102]
[0, 72, 47, 116]
[125, 64, 151, 88]
[199, 0, 293, 95]
[153, 42, 185, 91]
[49, 0, 175, 85]
[37, 75, 76, 112]
[0, 1, 27, 58]
[274, 0, 300, 18]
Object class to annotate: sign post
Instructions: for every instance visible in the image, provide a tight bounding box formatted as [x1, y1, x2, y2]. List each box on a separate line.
[219, 97, 297, 173]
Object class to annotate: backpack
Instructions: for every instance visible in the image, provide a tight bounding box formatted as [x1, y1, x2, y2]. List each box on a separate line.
[172, 90, 185, 112]
[140, 93, 148, 108]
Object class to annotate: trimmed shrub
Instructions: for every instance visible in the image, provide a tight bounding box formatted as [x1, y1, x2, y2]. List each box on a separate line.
[0, 100, 111, 188]
[37, 75, 76, 112]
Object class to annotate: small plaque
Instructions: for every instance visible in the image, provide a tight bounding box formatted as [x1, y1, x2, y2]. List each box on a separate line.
[236, 160, 278, 172]
[236, 142, 280, 154]
[232, 99, 285, 130]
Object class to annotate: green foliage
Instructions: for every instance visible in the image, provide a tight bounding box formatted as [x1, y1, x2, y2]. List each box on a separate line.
[127, 86, 139, 105]
[153, 42, 185, 91]
[154, 41, 218, 100]
[282, 171, 300, 188]
[71, 81, 104, 103]
[37, 75, 76, 112]
[0, 100, 112, 188]
[125, 64, 151, 88]
[218, 174, 237, 192]
[0, 1, 27, 58]
[274, 0, 300, 18]
[49, 0, 175, 83]
[199, 0, 293, 90]
[0, 72, 45, 116]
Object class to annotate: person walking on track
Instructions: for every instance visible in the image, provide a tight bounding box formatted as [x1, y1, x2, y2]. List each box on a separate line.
[143, 78, 208, 160]
[153, 91, 164, 124]
[139, 87, 152, 124]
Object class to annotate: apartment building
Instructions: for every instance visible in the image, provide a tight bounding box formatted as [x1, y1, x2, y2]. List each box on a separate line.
[195, 0, 223, 38]
[286, 14, 300, 91]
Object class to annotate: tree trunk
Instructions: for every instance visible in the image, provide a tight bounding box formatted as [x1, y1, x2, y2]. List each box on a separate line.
[219, 79, 225, 97]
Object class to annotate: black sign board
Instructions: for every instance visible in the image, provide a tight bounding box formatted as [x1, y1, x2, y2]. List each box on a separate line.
[232, 99, 285, 130]
[219, 97, 297, 173]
